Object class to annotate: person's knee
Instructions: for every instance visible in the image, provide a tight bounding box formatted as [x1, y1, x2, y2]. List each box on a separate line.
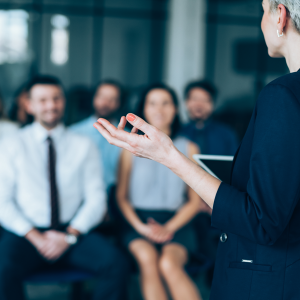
[159, 254, 181, 280]
[135, 247, 158, 270]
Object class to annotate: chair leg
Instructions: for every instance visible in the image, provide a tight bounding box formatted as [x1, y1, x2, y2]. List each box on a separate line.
[71, 282, 84, 300]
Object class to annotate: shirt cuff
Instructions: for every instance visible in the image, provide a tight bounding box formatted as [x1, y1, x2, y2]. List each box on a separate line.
[6, 220, 34, 237]
[69, 219, 96, 235]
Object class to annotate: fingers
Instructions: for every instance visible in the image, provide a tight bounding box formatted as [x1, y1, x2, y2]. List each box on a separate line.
[42, 248, 56, 260]
[146, 222, 173, 243]
[96, 119, 139, 145]
[150, 232, 172, 244]
[149, 225, 173, 243]
[39, 243, 56, 260]
[131, 126, 138, 134]
[97, 118, 126, 138]
[40, 244, 66, 261]
[95, 119, 124, 139]
[159, 232, 173, 243]
[118, 116, 127, 130]
[126, 114, 156, 137]
[93, 122, 132, 150]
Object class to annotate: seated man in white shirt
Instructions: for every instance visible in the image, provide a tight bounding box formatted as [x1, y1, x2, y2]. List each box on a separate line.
[0, 75, 129, 300]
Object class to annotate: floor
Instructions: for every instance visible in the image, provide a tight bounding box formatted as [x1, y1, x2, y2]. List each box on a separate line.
[25, 272, 211, 300]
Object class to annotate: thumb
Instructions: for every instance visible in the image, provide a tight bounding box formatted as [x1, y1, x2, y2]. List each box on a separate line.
[126, 114, 156, 137]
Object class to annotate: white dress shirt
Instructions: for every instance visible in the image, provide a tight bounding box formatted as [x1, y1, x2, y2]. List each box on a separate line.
[0, 120, 19, 140]
[0, 122, 107, 236]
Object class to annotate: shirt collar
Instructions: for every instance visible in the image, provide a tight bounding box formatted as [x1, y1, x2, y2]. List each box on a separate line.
[32, 122, 65, 144]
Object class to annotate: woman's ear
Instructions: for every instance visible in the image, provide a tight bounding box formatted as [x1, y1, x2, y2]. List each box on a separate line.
[277, 4, 287, 35]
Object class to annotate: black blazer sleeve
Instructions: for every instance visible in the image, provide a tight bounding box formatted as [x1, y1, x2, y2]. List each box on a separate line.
[211, 83, 300, 246]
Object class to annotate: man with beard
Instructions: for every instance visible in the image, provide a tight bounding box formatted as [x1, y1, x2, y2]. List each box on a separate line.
[0, 75, 129, 300]
[181, 80, 238, 156]
[70, 80, 123, 190]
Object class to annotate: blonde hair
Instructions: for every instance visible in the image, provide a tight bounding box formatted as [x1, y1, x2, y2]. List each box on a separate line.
[269, 0, 300, 33]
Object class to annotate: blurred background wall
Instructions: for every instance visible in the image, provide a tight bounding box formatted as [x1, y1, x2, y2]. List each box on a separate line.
[0, 0, 288, 139]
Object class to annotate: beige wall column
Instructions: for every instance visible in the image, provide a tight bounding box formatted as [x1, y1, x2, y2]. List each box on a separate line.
[164, 0, 207, 120]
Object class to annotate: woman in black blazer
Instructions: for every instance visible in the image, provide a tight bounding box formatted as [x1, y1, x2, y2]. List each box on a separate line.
[94, 1, 300, 299]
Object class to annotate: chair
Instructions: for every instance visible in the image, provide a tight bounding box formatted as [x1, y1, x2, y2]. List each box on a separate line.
[25, 268, 94, 300]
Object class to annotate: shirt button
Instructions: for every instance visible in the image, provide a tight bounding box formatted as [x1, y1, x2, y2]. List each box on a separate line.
[220, 233, 228, 243]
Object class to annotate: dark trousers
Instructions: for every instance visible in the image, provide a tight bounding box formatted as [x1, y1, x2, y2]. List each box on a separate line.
[0, 229, 130, 300]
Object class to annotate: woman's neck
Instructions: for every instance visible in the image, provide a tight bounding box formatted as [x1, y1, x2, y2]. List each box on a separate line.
[283, 31, 300, 73]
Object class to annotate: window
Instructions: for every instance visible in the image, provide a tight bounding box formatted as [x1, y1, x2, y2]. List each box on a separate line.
[50, 14, 70, 65]
[0, 10, 29, 64]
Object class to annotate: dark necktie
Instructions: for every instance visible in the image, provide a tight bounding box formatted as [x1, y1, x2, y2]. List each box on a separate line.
[47, 136, 60, 229]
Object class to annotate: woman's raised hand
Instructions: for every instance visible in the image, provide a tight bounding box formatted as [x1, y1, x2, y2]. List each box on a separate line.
[93, 113, 176, 165]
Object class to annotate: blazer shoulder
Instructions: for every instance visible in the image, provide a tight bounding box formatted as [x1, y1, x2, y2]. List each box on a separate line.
[256, 72, 300, 111]
[254, 73, 300, 126]
[266, 71, 300, 100]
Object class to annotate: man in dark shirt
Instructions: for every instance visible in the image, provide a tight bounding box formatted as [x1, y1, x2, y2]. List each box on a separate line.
[181, 80, 239, 286]
[181, 80, 239, 155]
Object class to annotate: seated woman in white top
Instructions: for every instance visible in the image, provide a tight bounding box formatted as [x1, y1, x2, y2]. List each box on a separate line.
[117, 83, 203, 300]
[0, 94, 18, 140]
